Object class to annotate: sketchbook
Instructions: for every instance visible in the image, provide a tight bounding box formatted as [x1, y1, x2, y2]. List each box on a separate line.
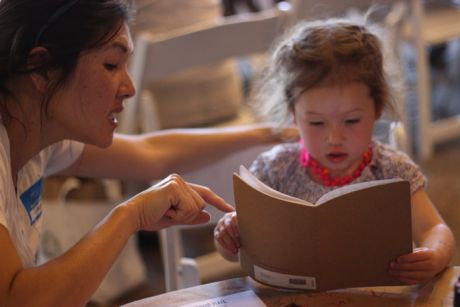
[233, 165, 413, 291]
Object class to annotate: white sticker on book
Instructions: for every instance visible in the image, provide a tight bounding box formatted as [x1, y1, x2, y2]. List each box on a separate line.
[254, 265, 317, 290]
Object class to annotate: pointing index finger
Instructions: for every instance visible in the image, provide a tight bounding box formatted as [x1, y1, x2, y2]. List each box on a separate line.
[189, 183, 234, 213]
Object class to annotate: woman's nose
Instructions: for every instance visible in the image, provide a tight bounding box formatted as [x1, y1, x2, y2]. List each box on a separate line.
[121, 71, 136, 99]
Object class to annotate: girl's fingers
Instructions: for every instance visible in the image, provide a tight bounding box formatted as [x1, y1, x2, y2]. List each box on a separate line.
[215, 227, 238, 253]
[224, 215, 240, 245]
[214, 215, 240, 253]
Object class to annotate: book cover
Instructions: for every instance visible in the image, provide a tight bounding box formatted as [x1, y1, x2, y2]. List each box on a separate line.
[233, 165, 413, 291]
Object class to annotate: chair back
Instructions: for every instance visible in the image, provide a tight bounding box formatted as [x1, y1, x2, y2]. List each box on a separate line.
[119, 7, 290, 134]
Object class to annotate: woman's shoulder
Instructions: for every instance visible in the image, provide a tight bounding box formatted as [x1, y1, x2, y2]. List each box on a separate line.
[42, 140, 84, 176]
[0, 123, 10, 176]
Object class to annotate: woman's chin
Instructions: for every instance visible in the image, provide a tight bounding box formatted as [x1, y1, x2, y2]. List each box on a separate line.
[91, 136, 114, 148]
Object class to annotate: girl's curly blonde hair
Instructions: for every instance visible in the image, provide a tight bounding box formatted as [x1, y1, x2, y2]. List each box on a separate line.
[252, 15, 402, 125]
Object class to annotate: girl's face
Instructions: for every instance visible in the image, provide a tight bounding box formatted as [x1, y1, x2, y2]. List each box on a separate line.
[293, 82, 377, 177]
[48, 22, 135, 148]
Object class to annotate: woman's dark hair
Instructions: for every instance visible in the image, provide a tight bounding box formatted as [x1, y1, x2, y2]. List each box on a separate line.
[0, 0, 135, 121]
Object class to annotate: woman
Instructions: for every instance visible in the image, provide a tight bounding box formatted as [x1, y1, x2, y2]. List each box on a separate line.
[0, 0, 296, 305]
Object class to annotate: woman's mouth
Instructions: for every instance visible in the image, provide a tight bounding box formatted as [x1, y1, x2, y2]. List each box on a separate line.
[108, 112, 119, 126]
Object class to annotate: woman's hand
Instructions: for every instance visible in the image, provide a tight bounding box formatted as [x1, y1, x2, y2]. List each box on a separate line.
[127, 174, 234, 231]
[214, 211, 240, 255]
[270, 126, 300, 143]
[389, 247, 446, 284]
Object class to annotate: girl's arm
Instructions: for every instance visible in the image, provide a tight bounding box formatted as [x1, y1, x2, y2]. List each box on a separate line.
[389, 188, 455, 284]
[60, 124, 298, 181]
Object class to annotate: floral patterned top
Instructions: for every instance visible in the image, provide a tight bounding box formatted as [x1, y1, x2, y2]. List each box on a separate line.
[249, 140, 426, 204]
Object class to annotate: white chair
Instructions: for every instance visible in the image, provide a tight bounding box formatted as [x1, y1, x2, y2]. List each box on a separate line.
[119, 6, 292, 291]
[119, 7, 290, 134]
[401, 0, 460, 160]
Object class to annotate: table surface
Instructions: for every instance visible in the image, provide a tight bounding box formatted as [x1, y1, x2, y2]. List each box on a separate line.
[123, 266, 459, 306]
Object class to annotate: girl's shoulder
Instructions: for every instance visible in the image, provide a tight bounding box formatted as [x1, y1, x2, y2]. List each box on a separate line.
[252, 142, 300, 168]
[249, 142, 301, 185]
[371, 141, 426, 193]
[372, 141, 417, 168]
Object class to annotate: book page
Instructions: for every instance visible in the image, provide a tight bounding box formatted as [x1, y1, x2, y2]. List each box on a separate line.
[316, 178, 404, 205]
[239, 165, 313, 206]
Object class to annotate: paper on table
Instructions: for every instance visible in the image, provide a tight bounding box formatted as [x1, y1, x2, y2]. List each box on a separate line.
[178, 290, 266, 307]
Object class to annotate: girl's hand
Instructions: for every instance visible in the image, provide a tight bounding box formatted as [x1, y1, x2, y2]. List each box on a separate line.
[214, 211, 240, 255]
[389, 247, 446, 284]
[128, 174, 234, 231]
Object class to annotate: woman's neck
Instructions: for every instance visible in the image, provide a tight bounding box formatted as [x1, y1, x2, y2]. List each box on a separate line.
[6, 116, 43, 183]
[5, 78, 68, 185]
[4, 93, 49, 183]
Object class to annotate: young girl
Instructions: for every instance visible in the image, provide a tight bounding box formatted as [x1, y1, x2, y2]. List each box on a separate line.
[214, 17, 455, 285]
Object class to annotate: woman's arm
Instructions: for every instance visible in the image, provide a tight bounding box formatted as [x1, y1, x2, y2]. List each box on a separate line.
[0, 175, 233, 306]
[389, 188, 455, 284]
[0, 204, 136, 307]
[60, 124, 298, 180]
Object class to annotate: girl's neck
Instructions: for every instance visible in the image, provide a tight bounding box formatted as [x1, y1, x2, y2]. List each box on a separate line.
[299, 144, 373, 187]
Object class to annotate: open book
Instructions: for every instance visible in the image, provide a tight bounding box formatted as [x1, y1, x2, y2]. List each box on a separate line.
[233, 165, 413, 291]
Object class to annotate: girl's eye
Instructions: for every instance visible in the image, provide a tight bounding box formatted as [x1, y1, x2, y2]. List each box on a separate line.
[308, 121, 324, 126]
[104, 63, 118, 71]
[345, 118, 361, 125]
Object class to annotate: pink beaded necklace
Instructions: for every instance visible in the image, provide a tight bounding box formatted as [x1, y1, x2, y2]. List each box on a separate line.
[299, 143, 373, 187]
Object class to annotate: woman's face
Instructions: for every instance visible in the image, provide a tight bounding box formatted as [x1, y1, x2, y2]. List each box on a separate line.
[293, 82, 377, 177]
[48, 22, 135, 148]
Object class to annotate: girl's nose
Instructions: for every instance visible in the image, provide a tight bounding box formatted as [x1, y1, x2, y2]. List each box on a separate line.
[327, 125, 345, 145]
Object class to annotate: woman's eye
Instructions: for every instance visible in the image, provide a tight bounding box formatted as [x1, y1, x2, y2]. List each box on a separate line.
[309, 121, 324, 126]
[104, 63, 118, 71]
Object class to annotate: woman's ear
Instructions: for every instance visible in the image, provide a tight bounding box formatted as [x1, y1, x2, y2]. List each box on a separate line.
[27, 47, 51, 93]
[375, 104, 383, 120]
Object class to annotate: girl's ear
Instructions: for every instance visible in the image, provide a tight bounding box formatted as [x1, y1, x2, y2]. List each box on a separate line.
[27, 47, 51, 93]
[289, 105, 297, 124]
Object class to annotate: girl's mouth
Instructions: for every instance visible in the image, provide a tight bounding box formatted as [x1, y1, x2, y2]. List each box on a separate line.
[326, 152, 348, 163]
